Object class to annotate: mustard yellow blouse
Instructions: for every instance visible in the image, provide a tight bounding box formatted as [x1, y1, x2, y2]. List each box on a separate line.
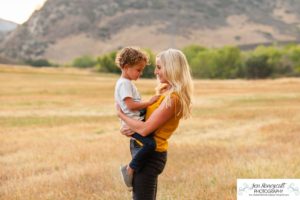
[145, 93, 181, 152]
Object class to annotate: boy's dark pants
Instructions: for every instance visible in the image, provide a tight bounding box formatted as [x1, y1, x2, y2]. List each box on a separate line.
[129, 108, 156, 171]
[129, 133, 156, 171]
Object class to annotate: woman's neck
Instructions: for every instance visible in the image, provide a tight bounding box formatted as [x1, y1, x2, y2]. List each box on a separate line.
[157, 83, 171, 94]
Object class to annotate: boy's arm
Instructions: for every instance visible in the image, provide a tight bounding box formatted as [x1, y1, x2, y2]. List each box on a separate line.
[124, 95, 160, 111]
[117, 95, 178, 136]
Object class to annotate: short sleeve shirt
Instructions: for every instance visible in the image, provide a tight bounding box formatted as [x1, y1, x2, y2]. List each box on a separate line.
[114, 77, 144, 125]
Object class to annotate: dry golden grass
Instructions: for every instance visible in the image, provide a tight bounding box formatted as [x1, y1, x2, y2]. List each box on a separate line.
[0, 64, 300, 200]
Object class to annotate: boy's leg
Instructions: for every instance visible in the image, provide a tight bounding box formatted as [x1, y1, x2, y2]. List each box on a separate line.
[129, 133, 156, 172]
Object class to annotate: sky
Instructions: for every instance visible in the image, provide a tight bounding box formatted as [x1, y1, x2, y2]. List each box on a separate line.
[0, 0, 48, 24]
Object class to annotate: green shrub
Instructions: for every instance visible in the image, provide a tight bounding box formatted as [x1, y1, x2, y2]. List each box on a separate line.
[185, 45, 243, 79]
[72, 55, 96, 68]
[285, 44, 300, 75]
[141, 49, 155, 78]
[69, 44, 300, 79]
[245, 54, 273, 79]
[96, 51, 119, 73]
[25, 59, 53, 67]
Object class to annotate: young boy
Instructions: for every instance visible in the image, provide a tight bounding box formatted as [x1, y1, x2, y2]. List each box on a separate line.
[114, 47, 159, 189]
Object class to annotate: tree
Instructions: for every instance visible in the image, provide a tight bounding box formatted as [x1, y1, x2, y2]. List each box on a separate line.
[285, 45, 300, 75]
[245, 54, 272, 79]
[215, 46, 243, 78]
[182, 45, 207, 64]
[187, 46, 243, 79]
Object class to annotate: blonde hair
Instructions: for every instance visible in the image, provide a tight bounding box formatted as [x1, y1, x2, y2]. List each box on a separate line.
[115, 47, 149, 69]
[156, 49, 193, 119]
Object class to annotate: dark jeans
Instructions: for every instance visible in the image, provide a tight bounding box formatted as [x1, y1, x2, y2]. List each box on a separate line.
[130, 139, 167, 200]
[129, 133, 156, 172]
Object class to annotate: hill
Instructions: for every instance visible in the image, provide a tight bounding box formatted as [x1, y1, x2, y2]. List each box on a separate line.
[1, 0, 300, 63]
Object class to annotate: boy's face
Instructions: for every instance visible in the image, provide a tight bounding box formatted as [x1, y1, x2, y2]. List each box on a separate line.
[124, 60, 146, 80]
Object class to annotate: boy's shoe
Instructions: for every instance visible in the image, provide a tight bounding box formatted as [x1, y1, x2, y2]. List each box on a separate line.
[120, 165, 133, 188]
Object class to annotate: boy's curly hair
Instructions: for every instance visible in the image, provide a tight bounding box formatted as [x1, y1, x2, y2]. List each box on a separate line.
[115, 47, 149, 69]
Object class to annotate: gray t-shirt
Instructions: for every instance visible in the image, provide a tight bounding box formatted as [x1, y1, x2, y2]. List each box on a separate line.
[114, 77, 144, 126]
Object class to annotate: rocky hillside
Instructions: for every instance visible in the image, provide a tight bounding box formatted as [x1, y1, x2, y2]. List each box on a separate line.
[1, 0, 300, 63]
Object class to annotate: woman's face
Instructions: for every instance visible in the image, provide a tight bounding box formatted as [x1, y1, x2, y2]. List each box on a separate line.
[155, 57, 168, 84]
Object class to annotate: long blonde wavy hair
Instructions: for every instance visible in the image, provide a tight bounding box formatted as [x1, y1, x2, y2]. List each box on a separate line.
[156, 49, 193, 119]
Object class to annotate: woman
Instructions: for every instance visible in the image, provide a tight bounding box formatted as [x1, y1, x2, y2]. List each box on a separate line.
[117, 48, 193, 199]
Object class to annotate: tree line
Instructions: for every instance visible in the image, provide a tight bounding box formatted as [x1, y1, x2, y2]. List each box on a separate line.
[26, 44, 300, 79]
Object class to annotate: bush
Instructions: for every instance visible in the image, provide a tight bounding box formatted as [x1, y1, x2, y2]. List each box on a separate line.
[215, 46, 244, 78]
[69, 44, 300, 79]
[285, 44, 300, 75]
[185, 45, 243, 79]
[190, 49, 219, 78]
[96, 51, 119, 73]
[72, 55, 96, 68]
[182, 45, 207, 62]
[25, 59, 53, 67]
[244, 54, 273, 79]
[141, 49, 155, 78]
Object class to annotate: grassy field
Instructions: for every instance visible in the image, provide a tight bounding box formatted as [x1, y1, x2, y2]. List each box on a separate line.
[0, 64, 300, 200]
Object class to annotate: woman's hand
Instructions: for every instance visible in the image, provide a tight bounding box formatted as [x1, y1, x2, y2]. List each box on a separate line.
[148, 95, 161, 105]
[120, 125, 134, 137]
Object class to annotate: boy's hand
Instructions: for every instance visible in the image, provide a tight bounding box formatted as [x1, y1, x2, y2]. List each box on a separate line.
[120, 125, 134, 137]
[148, 95, 161, 105]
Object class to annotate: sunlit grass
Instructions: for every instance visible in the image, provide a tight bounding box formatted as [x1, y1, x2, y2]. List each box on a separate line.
[0, 64, 300, 199]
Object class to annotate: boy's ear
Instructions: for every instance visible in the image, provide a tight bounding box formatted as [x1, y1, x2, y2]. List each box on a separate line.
[123, 64, 130, 69]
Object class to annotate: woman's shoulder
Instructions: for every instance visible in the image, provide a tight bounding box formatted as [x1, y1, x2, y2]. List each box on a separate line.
[159, 91, 181, 104]
[170, 92, 183, 115]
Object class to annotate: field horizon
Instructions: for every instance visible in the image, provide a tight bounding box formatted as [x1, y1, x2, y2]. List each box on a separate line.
[0, 64, 300, 200]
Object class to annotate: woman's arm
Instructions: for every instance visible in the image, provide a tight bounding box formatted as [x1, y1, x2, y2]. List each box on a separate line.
[117, 97, 178, 136]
